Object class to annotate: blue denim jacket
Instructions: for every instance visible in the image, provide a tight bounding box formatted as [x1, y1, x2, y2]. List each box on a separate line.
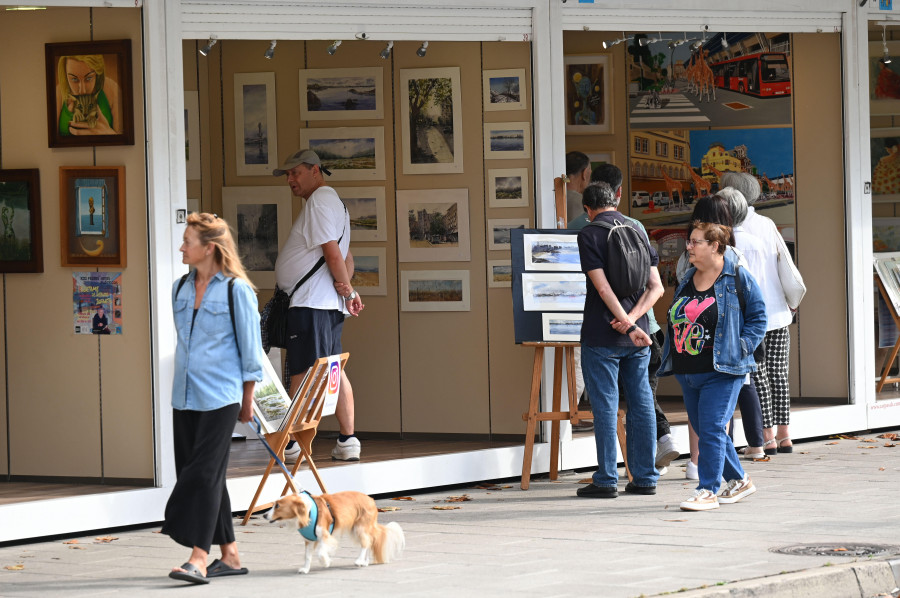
[658, 249, 767, 377]
[171, 271, 264, 411]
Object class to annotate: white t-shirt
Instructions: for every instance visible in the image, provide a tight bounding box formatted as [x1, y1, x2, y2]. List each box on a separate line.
[274, 185, 350, 311]
[740, 207, 793, 330]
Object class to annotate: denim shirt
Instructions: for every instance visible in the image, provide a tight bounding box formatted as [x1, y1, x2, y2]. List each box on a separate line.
[171, 271, 264, 411]
[658, 249, 767, 377]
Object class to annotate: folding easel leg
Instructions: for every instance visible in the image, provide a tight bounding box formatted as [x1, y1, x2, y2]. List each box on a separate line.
[564, 346, 580, 423]
[549, 347, 564, 481]
[877, 336, 900, 392]
[617, 409, 632, 482]
[520, 347, 544, 490]
[241, 458, 277, 526]
[303, 452, 329, 494]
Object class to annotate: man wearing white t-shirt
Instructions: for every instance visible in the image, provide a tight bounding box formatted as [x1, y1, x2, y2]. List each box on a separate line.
[274, 149, 364, 461]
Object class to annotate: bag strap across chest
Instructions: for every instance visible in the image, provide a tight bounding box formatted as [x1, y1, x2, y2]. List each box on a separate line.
[176, 273, 239, 356]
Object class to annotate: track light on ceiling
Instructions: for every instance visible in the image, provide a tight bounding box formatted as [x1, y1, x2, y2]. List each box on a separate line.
[264, 40, 276, 60]
[602, 34, 631, 50]
[379, 40, 393, 59]
[416, 41, 429, 58]
[721, 33, 729, 49]
[199, 36, 217, 57]
[639, 33, 671, 47]
[327, 40, 342, 55]
[691, 26, 709, 50]
[883, 24, 892, 64]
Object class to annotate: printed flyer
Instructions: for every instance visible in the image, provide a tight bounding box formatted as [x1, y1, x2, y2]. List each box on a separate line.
[73, 271, 123, 335]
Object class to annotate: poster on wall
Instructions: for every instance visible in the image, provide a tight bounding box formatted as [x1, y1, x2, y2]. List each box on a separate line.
[0, 169, 43, 273]
[73, 271, 123, 335]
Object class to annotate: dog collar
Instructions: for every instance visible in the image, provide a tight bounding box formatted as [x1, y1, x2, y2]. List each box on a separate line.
[296, 491, 334, 542]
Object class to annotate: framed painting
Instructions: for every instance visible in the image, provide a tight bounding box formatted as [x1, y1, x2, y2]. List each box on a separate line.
[483, 68, 527, 112]
[222, 186, 292, 289]
[350, 247, 387, 296]
[233, 72, 278, 176]
[400, 67, 464, 175]
[299, 67, 383, 121]
[0, 169, 43, 273]
[541, 313, 583, 342]
[872, 128, 900, 203]
[483, 122, 531, 160]
[401, 270, 470, 312]
[252, 356, 294, 435]
[875, 252, 900, 314]
[523, 233, 581, 271]
[870, 42, 900, 115]
[299, 126, 386, 181]
[488, 217, 529, 251]
[487, 168, 529, 208]
[337, 186, 387, 242]
[396, 188, 471, 262]
[587, 152, 615, 173]
[184, 91, 201, 181]
[564, 54, 612, 134]
[521, 273, 586, 312]
[45, 39, 135, 148]
[59, 166, 125, 267]
[487, 259, 512, 288]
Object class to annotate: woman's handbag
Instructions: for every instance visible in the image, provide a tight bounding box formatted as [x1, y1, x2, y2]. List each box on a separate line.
[774, 232, 806, 310]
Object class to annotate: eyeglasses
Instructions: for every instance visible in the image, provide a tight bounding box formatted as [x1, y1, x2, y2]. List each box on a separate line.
[686, 238, 712, 248]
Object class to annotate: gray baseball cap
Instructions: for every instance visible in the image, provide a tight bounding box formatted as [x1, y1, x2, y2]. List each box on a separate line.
[272, 149, 332, 177]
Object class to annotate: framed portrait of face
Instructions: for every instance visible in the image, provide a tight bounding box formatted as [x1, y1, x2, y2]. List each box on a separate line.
[45, 39, 134, 148]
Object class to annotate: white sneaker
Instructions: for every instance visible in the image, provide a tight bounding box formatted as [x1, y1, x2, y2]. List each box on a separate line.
[658, 466, 668, 476]
[656, 434, 680, 468]
[680, 489, 719, 511]
[685, 460, 699, 480]
[283, 441, 302, 462]
[331, 437, 361, 461]
[718, 475, 756, 504]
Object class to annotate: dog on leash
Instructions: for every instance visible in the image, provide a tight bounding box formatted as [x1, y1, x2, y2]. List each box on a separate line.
[265, 491, 405, 574]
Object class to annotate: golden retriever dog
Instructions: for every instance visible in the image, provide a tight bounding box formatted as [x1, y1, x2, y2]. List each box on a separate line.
[265, 491, 404, 574]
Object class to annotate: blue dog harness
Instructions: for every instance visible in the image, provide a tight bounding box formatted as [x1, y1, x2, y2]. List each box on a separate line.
[296, 491, 335, 542]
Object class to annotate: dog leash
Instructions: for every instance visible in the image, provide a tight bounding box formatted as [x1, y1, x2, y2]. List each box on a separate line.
[251, 416, 299, 488]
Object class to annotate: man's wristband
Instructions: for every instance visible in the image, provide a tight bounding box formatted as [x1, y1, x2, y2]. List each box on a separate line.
[625, 324, 637, 335]
[345, 290, 358, 301]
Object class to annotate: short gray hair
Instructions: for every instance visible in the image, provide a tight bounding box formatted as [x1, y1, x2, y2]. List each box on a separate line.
[582, 181, 618, 210]
[717, 186, 748, 227]
[721, 171, 761, 205]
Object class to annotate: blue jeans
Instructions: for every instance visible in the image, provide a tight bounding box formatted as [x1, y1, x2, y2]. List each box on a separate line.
[675, 371, 745, 492]
[581, 344, 658, 488]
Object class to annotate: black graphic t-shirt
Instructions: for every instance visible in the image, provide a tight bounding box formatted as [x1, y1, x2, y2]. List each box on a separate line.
[669, 278, 718, 374]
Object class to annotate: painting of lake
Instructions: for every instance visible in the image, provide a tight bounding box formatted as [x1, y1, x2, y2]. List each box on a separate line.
[522, 273, 586, 312]
[307, 75, 377, 112]
[523, 234, 581, 271]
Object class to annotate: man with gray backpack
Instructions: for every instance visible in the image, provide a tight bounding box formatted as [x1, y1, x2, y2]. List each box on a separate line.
[576, 181, 665, 499]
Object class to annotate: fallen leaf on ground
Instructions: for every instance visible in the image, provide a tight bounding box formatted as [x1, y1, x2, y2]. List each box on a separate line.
[391, 496, 414, 501]
[799, 451, 810, 454]
[578, 478, 593, 484]
[835, 435, 859, 440]
[833, 547, 848, 552]
[826, 442, 839, 445]
[445, 495, 471, 503]
[432, 506, 460, 510]
[94, 536, 118, 543]
[4, 565, 24, 571]
[500, 485, 512, 489]
[885, 443, 896, 447]
[378, 507, 400, 512]
[469, 483, 500, 490]
[68, 546, 86, 550]
[752, 456, 771, 462]
[858, 446, 877, 449]
[878, 433, 898, 440]
[880, 467, 886, 471]
[663, 519, 688, 522]
[62, 540, 79, 545]
[862, 439, 877, 443]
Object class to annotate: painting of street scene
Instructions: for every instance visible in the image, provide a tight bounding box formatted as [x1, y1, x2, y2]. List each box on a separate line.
[407, 202, 459, 248]
[401, 67, 463, 174]
[522, 273, 586, 312]
[397, 189, 470, 262]
[236, 203, 278, 271]
[300, 67, 383, 120]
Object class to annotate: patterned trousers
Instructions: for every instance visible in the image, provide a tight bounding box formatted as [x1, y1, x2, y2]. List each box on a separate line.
[750, 326, 791, 428]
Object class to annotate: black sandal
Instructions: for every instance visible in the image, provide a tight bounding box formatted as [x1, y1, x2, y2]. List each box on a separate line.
[763, 438, 777, 456]
[776, 436, 793, 454]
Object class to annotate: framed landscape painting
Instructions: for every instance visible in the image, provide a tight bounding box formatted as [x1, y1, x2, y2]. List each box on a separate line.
[299, 126, 386, 181]
[222, 186, 292, 289]
[401, 270, 470, 312]
[542, 313, 583, 342]
[396, 188, 471, 262]
[233, 72, 279, 176]
[522, 272, 586, 312]
[487, 168, 529, 208]
[59, 166, 126, 267]
[483, 68, 527, 112]
[483, 122, 531, 160]
[400, 67, 464, 175]
[564, 54, 612, 134]
[488, 218, 529, 251]
[337, 186, 386, 242]
[487, 259, 512, 288]
[349, 247, 387, 296]
[299, 67, 383, 121]
[0, 169, 43, 273]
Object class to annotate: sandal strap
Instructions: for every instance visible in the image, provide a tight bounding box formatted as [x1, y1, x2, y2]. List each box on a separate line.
[763, 438, 776, 447]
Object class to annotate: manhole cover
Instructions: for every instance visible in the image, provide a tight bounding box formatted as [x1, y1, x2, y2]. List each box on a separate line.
[771, 543, 900, 557]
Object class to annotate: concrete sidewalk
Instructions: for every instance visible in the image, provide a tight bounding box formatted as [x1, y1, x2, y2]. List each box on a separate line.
[1, 431, 900, 597]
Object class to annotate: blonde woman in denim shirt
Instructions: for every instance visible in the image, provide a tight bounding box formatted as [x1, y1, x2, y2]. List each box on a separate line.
[164, 213, 263, 584]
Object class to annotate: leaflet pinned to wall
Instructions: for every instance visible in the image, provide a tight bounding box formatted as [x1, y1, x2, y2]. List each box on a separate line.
[73, 271, 123, 335]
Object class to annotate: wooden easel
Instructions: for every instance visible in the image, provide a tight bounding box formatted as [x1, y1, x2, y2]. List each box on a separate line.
[241, 353, 349, 525]
[519, 342, 630, 490]
[876, 275, 900, 392]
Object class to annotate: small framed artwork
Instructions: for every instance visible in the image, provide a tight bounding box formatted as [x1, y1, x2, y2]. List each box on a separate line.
[252, 357, 294, 435]
[523, 233, 582, 271]
[483, 68, 527, 112]
[396, 188, 471, 262]
[45, 39, 135, 148]
[401, 270, 470, 312]
[522, 273, 586, 311]
[871, 128, 900, 203]
[487, 168, 529, 208]
[564, 54, 612, 134]
[350, 247, 387, 296]
[400, 67, 464, 175]
[870, 42, 900, 115]
[59, 166, 126, 267]
[222, 186, 293, 289]
[233, 72, 279, 176]
[299, 67, 384, 121]
[487, 259, 512, 288]
[488, 218, 529, 251]
[541, 313, 583, 342]
[184, 91, 201, 180]
[299, 126, 386, 181]
[483, 122, 531, 160]
[337, 186, 386, 242]
[587, 152, 615, 173]
[0, 169, 43, 273]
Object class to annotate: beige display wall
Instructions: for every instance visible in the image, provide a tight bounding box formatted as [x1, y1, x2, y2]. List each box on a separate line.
[0, 8, 152, 480]
[184, 39, 535, 436]
[563, 31, 848, 401]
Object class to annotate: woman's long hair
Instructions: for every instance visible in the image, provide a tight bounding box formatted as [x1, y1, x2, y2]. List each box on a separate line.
[187, 212, 255, 291]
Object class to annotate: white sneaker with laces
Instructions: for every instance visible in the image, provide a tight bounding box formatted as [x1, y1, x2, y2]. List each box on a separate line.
[685, 460, 699, 480]
[332, 437, 361, 461]
[680, 488, 719, 511]
[718, 475, 756, 504]
[283, 441, 302, 462]
[656, 434, 680, 468]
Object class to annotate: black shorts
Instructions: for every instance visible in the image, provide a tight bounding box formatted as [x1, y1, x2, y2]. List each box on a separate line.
[286, 307, 345, 376]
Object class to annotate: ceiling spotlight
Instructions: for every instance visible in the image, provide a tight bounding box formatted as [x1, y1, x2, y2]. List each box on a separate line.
[883, 25, 892, 64]
[263, 40, 276, 60]
[416, 41, 429, 58]
[602, 35, 631, 50]
[379, 40, 393, 59]
[640, 33, 671, 47]
[327, 40, 341, 56]
[199, 36, 217, 57]
[721, 33, 729, 49]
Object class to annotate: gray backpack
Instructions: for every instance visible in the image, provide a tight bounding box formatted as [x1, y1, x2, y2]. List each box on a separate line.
[589, 219, 651, 298]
